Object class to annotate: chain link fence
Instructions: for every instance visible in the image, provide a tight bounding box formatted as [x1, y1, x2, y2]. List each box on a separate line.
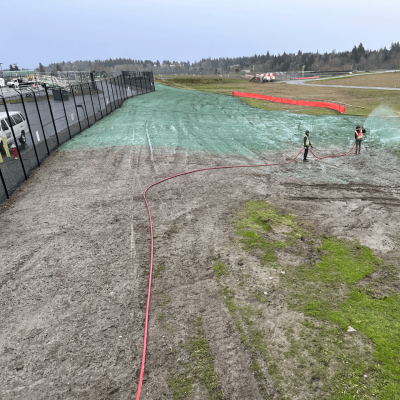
[0, 71, 155, 204]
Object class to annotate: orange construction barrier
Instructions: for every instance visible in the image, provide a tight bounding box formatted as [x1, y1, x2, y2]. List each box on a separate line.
[232, 91, 345, 113]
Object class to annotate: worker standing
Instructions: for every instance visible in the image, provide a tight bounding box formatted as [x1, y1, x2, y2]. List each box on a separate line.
[303, 130, 313, 162]
[354, 125, 366, 155]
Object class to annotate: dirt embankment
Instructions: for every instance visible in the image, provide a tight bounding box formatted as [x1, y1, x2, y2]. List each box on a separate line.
[1, 146, 399, 399]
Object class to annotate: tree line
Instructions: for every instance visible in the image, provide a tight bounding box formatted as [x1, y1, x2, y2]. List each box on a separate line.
[31, 42, 400, 75]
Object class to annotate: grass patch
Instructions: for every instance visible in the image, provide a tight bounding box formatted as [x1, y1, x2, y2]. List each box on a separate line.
[233, 201, 305, 265]
[186, 317, 224, 400]
[156, 75, 400, 116]
[168, 316, 224, 400]
[154, 264, 166, 278]
[212, 261, 229, 278]
[227, 200, 400, 399]
[307, 71, 400, 89]
[167, 362, 194, 400]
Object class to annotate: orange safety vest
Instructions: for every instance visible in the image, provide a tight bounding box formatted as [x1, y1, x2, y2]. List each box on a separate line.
[356, 129, 363, 139]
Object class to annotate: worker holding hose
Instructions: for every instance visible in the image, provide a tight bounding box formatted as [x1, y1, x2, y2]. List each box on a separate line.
[354, 125, 366, 155]
[303, 130, 313, 162]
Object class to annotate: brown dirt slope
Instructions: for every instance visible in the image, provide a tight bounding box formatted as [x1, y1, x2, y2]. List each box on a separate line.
[1, 145, 400, 399]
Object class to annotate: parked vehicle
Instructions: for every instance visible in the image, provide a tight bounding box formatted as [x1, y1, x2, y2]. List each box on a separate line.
[7, 78, 35, 89]
[0, 112, 28, 154]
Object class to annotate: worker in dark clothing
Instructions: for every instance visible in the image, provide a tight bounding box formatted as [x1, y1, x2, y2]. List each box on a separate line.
[354, 125, 366, 155]
[303, 130, 313, 161]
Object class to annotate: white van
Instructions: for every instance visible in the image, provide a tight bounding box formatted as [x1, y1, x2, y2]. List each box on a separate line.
[0, 111, 28, 151]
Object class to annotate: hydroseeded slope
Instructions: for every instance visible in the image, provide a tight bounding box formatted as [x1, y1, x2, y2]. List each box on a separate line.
[60, 84, 400, 153]
[60, 84, 400, 185]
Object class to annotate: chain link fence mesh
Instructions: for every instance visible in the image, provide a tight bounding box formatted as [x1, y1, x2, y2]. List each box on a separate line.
[0, 71, 154, 202]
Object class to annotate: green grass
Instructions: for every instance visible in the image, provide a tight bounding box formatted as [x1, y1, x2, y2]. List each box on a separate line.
[168, 316, 224, 400]
[212, 261, 229, 278]
[167, 363, 194, 400]
[186, 317, 224, 400]
[154, 264, 166, 278]
[156, 75, 400, 117]
[233, 201, 305, 265]
[230, 200, 400, 399]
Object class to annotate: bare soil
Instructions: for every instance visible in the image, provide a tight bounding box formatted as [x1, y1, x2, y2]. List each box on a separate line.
[1, 146, 400, 399]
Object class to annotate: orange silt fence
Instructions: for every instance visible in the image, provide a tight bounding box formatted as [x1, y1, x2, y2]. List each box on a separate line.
[232, 91, 345, 113]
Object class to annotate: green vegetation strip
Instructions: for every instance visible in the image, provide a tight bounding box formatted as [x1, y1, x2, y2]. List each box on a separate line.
[168, 316, 224, 400]
[212, 201, 399, 399]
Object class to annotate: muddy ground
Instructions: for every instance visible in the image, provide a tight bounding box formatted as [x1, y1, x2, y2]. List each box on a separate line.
[0, 145, 399, 399]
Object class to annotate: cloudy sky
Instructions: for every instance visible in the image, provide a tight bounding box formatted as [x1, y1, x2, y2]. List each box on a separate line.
[3, 0, 399, 69]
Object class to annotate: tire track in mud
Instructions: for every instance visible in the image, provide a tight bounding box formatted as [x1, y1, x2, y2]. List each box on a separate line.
[141, 172, 272, 399]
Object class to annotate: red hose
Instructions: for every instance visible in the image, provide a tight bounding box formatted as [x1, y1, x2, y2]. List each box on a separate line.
[135, 143, 355, 399]
[309, 141, 356, 159]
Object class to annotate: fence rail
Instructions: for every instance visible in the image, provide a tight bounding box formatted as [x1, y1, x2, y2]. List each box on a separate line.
[0, 71, 155, 204]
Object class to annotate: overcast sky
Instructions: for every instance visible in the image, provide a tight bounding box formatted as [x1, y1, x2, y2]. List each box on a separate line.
[3, 0, 399, 69]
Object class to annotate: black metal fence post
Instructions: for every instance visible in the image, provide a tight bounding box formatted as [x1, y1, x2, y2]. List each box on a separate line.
[20, 93, 40, 167]
[122, 74, 128, 99]
[60, 89, 72, 140]
[115, 76, 123, 104]
[1, 97, 28, 180]
[110, 78, 117, 108]
[104, 79, 113, 112]
[0, 166, 9, 199]
[95, 82, 104, 119]
[128, 74, 133, 97]
[43, 84, 60, 146]
[136, 73, 141, 94]
[32, 91, 50, 155]
[139, 73, 144, 94]
[71, 86, 82, 132]
[144, 72, 149, 92]
[118, 75, 124, 100]
[100, 80, 109, 115]
[79, 84, 90, 127]
[135, 74, 140, 94]
[88, 84, 97, 123]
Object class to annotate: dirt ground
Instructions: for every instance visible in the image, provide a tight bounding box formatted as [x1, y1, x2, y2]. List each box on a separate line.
[1, 144, 400, 399]
[307, 71, 400, 88]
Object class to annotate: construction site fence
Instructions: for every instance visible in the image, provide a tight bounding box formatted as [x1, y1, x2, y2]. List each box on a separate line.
[0, 71, 155, 205]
